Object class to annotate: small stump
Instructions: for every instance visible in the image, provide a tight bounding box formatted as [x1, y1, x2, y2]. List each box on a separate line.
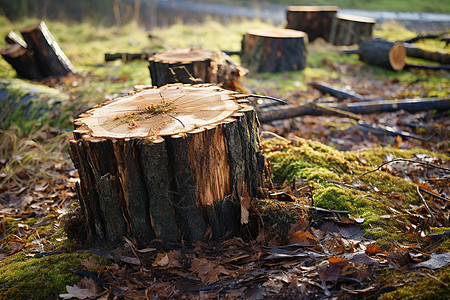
[148, 48, 247, 92]
[358, 38, 406, 71]
[69, 84, 266, 244]
[286, 6, 339, 42]
[329, 14, 375, 46]
[240, 29, 307, 73]
[0, 44, 44, 80]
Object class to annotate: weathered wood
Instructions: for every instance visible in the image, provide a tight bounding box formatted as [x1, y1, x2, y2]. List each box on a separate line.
[258, 98, 450, 123]
[241, 29, 307, 73]
[286, 6, 338, 42]
[358, 38, 406, 71]
[0, 44, 45, 80]
[20, 21, 75, 77]
[404, 43, 450, 64]
[69, 84, 266, 244]
[5, 31, 27, 48]
[310, 81, 366, 102]
[148, 49, 247, 92]
[329, 14, 375, 46]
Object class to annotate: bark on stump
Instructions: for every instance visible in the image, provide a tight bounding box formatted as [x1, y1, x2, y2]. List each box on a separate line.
[240, 29, 307, 73]
[0, 44, 45, 80]
[359, 38, 406, 71]
[69, 84, 266, 244]
[20, 21, 75, 77]
[148, 48, 247, 92]
[286, 6, 339, 42]
[329, 14, 375, 46]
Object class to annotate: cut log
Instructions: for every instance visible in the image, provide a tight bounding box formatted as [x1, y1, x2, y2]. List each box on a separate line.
[20, 21, 75, 77]
[5, 31, 27, 48]
[329, 14, 375, 46]
[68, 84, 267, 244]
[286, 6, 339, 42]
[240, 29, 307, 73]
[0, 44, 45, 80]
[358, 38, 406, 71]
[404, 43, 450, 65]
[148, 49, 247, 92]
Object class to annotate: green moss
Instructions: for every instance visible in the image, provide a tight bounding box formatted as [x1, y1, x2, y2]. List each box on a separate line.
[0, 253, 110, 300]
[378, 266, 450, 300]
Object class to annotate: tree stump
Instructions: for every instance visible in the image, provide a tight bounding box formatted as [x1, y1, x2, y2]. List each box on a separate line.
[329, 14, 375, 46]
[240, 29, 307, 73]
[20, 21, 75, 77]
[286, 6, 339, 42]
[358, 38, 406, 71]
[148, 49, 247, 92]
[0, 44, 44, 80]
[5, 31, 28, 49]
[69, 84, 267, 244]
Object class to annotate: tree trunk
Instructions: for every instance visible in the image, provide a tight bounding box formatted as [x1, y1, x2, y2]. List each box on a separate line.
[358, 38, 406, 71]
[148, 48, 247, 92]
[329, 14, 375, 46]
[0, 44, 45, 80]
[240, 29, 307, 73]
[20, 21, 75, 77]
[286, 6, 338, 42]
[69, 84, 267, 245]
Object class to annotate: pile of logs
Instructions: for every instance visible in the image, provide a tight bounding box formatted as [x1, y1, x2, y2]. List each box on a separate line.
[1, 21, 75, 81]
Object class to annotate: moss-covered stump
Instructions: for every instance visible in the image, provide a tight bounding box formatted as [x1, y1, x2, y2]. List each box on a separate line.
[69, 84, 267, 244]
[241, 29, 308, 73]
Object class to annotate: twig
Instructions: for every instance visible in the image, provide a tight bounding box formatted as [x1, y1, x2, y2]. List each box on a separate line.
[419, 187, 449, 202]
[359, 158, 450, 177]
[416, 185, 439, 226]
[248, 94, 290, 105]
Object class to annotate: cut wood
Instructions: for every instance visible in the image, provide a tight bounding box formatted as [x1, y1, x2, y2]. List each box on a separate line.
[310, 81, 367, 102]
[404, 43, 450, 64]
[148, 49, 247, 92]
[0, 44, 44, 80]
[286, 5, 339, 42]
[20, 21, 75, 77]
[358, 38, 406, 71]
[5, 31, 27, 48]
[69, 84, 267, 244]
[329, 14, 375, 46]
[258, 98, 450, 123]
[240, 29, 307, 73]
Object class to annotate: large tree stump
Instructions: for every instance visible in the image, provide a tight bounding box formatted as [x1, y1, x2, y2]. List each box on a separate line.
[148, 49, 247, 92]
[286, 6, 338, 42]
[0, 44, 45, 80]
[20, 21, 75, 77]
[329, 14, 375, 46]
[358, 38, 406, 71]
[240, 29, 307, 73]
[69, 84, 266, 244]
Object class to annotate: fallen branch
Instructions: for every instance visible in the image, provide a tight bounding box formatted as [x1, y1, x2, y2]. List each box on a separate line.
[359, 158, 450, 177]
[405, 64, 450, 71]
[310, 81, 367, 101]
[104, 52, 154, 62]
[404, 43, 450, 64]
[402, 34, 441, 43]
[419, 187, 449, 202]
[416, 185, 439, 226]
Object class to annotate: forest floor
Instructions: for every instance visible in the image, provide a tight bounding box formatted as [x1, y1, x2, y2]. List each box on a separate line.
[0, 16, 449, 299]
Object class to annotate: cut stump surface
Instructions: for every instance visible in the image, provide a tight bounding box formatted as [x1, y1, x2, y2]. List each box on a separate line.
[69, 84, 266, 244]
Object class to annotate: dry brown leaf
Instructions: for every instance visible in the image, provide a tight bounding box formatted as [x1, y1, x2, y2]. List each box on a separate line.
[60, 278, 99, 299]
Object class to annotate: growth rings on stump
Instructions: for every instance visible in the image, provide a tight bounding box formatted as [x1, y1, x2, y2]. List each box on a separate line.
[68, 84, 267, 245]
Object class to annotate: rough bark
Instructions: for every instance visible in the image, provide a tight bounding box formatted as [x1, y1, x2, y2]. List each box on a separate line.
[148, 49, 247, 92]
[241, 29, 307, 73]
[69, 84, 266, 244]
[358, 38, 406, 71]
[329, 14, 375, 46]
[20, 21, 75, 77]
[0, 44, 44, 80]
[286, 6, 338, 42]
[404, 43, 450, 64]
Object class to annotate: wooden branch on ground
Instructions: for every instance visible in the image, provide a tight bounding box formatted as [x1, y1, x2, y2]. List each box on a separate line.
[104, 52, 154, 62]
[310, 81, 367, 101]
[402, 34, 441, 44]
[258, 98, 450, 122]
[405, 64, 450, 71]
[404, 43, 450, 64]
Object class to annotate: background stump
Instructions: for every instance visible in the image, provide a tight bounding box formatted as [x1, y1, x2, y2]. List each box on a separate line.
[69, 84, 266, 244]
[0, 44, 44, 80]
[240, 29, 307, 73]
[148, 48, 247, 92]
[359, 38, 406, 71]
[286, 6, 338, 42]
[329, 14, 375, 46]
